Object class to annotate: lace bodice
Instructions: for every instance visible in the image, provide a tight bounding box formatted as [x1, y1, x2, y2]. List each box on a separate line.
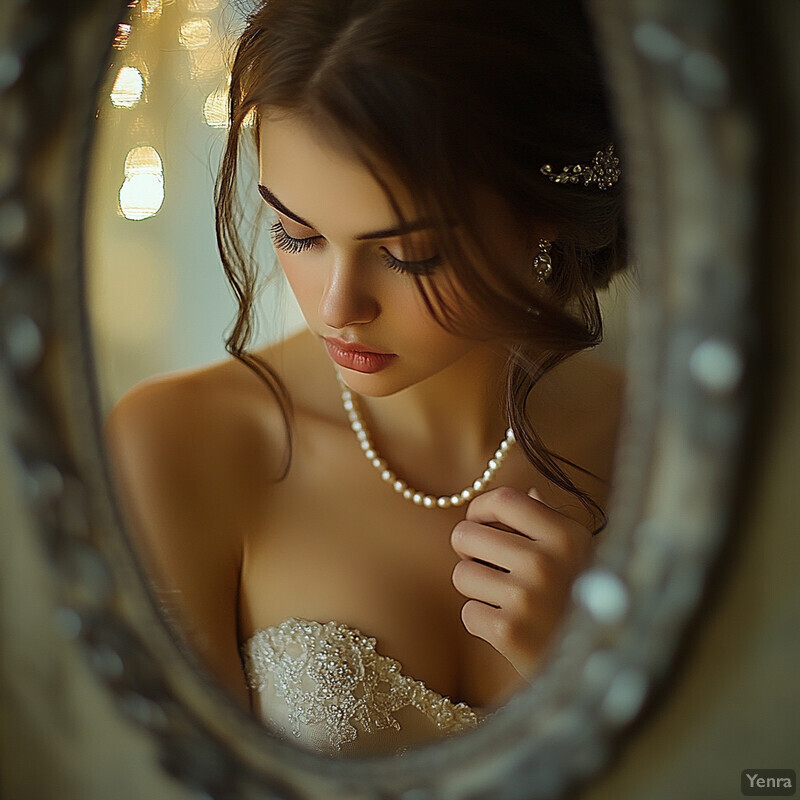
[242, 618, 479, 756]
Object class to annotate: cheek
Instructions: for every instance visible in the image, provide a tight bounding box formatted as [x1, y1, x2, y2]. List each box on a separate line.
[400, 296, 478, 360]
[384, 274, 479, 349]
[277, 254, 320, 310]
[405, 279, 487, 351]
[425, 327, 478, 361]
[277, 253, 476, 359]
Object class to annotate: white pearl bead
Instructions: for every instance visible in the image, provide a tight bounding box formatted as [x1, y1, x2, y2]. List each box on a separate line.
[337, 370, 513, 510]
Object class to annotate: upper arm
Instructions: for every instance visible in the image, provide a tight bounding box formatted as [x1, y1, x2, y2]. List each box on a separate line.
[104, 376, 251, 706]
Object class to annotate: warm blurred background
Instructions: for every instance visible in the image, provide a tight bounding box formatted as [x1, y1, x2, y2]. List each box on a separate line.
[86, 0, 305, 415]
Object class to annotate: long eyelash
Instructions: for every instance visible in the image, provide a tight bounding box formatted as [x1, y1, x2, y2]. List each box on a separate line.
[380, 248, 442, 276]
[269, 220, 321, 254]
[270, 219, 440, 275]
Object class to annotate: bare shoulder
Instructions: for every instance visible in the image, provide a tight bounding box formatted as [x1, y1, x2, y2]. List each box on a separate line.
[103, 351, 293, 703]
[529, 351, 626, 513]
[566, 351, 626, 410]
[533, 350, 625, 430]
[104, 329, 333, 507]
[106, 349, 293, 488]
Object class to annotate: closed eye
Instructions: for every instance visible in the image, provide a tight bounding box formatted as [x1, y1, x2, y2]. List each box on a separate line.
[270, 218, 442, 276]
[269, 220, 322, 254]
[379, 248, 442, 276]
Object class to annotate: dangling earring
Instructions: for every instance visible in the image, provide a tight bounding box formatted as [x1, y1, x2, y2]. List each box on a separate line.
[533, 238, 553, 283]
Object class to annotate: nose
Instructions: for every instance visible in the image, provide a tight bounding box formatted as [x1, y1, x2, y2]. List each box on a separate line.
[319, 253, 380, 330]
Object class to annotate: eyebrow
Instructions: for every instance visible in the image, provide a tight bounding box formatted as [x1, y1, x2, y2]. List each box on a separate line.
[258, 185, 314, 228]
[257, 184, 433, 241]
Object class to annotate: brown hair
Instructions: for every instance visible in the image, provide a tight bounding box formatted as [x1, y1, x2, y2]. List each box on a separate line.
[215, 0, 627, 533]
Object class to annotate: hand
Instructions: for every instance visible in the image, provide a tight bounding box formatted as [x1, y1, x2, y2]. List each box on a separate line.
[450, 486, 593, 679]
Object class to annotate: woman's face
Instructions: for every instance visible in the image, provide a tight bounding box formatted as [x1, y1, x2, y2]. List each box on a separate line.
[257, 112, 533, 397]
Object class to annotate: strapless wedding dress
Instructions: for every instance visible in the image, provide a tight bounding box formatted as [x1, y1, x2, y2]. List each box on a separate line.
[242, 618, 480, 756]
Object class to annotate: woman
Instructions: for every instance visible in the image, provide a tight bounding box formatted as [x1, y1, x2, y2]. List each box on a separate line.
[105, 0, 627, 756]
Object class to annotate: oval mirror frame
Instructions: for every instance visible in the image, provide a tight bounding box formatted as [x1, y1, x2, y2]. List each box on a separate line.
[0, 1, 768, 798]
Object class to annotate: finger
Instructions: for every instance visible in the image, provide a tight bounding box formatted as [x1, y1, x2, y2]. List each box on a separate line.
[526, 486, 547, 503]
[461, 600, 551, 679]
[451, 558, 512, 607]
[451, 520, 538, 573]
[460, 600, 515, 657]
[466, 486, 590, 551]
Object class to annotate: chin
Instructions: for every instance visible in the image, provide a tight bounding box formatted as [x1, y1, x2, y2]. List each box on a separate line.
[336, 368, 411, 398]
[337, 359, 461, 399]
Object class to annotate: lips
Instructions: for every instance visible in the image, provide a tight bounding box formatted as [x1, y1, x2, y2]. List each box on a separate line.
[323, 337, 398, 374]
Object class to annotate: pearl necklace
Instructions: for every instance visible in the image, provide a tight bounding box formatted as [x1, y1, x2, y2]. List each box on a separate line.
[337, 374, 515, 509]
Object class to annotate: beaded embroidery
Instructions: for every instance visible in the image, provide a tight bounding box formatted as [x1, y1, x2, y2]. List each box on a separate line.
[242, 618, 479, 751]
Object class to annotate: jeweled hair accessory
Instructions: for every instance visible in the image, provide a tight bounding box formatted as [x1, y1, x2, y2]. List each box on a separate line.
[540, 144, 621, 190]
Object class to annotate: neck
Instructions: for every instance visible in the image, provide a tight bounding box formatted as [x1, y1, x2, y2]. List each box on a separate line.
[355, 344, 510, 471]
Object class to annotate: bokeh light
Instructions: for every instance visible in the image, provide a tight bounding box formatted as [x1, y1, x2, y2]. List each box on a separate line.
[110, 66, 145, 108]
[203, 89, 228, 128]
[178, 17, 213, 49]
[203, 87, 256, 129]
[139, 0, 163, 22]
[112, 23, 132, 50]
[119, 146, 165, 221]
[189, 40, 225, 80]
[187, 0, 219, 10]
[124, 145, 163, 177]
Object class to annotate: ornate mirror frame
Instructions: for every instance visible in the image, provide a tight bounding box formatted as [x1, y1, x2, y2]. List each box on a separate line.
[0, 0, 773, 797]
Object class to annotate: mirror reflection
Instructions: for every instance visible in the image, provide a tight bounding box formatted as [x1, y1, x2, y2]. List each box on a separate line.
[89, 0, 634, 757]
